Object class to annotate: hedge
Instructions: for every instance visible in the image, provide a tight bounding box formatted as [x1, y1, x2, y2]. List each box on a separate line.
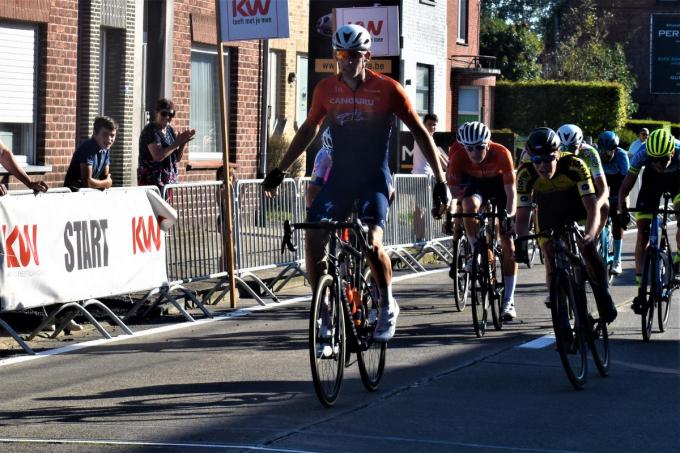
[624, 119, 671, 133]
[494, 80, 628, 137]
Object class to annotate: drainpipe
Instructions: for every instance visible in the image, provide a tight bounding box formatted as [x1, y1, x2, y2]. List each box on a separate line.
[258, 39, 270, 178]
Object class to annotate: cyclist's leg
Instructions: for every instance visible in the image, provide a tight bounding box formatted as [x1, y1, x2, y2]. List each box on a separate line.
[359, 189, 398, 341]
[633, 168, 661, 284]
[306, 183, 354, 291]
[610, 197, 624, 264]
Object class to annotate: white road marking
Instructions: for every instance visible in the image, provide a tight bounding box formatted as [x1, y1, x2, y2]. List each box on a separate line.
[517, 335, 556, 349]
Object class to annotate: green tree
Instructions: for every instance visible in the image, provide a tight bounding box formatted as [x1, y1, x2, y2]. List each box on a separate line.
[481, 16, 543, 81]
[542, 0, 637, 115]
[481, 0, 560, 34]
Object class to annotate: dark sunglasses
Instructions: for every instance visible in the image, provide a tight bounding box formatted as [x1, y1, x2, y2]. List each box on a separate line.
[464, 144, 487, 153]
[159, 109, 175, 119]
[530, 154, 558, 164]
[335, 50, 366, 61]
[649, 155, 671, 165]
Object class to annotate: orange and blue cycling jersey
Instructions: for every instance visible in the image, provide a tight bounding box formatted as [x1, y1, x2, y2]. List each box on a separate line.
[447, 141, 515, 190]
[305, 69, 421, 227]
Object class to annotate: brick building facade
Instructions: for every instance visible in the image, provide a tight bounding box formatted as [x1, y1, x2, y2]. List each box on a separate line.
[564, 0, 680, 121]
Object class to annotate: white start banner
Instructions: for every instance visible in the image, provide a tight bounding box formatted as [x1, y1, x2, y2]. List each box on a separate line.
[334, 6, 400, 57]
[0, 189, 171, 311]
[220, 0, 290, 42]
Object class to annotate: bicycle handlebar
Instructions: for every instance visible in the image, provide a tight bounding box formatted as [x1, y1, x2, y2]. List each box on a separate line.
[281, 219, 371, 255]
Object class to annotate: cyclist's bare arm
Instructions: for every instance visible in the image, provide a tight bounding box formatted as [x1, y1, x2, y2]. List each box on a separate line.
[617, 172, 638, 209]
[503, 183, 517, 217]
[581, 193, 600, 243]
[593, 174, 609, 205]
[278, 120, 320, 172]
[515, 206, 531, 237]
[410, 122, 445, 183]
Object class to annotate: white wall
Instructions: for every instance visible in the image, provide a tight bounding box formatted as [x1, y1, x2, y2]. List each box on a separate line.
[400, 0, 448, 130]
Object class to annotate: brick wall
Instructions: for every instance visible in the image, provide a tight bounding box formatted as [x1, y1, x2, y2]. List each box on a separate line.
[173, 0, 263, 182]
[576, 0, 680, 121]
[39, 0, 79, 189]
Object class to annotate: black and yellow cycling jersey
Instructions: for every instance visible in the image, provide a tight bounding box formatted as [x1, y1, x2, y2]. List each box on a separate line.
[516, 152, 596, 233]
[517, 152, 595, 207]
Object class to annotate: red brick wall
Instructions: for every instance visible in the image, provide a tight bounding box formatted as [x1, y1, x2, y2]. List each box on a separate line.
[173, 1, 263, 183]
[39, 0, 79, 190]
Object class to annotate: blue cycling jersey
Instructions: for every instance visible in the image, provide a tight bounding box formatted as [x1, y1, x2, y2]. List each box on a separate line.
[600, 148, 629, 176]
[629, 139, 680, 175]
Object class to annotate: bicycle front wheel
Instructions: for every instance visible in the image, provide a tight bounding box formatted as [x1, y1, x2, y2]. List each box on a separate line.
[640, 250, 656, 342]
[582, 278, 609, 376]
[309, 274, 345, 407]
[658, 250, 672, 332]
[471, 250, 489, 338]
[489, 250, 504, 330]
[357, 269, 386, 391]
[550, 272, 588, 389]
[453, 236, 471, 311]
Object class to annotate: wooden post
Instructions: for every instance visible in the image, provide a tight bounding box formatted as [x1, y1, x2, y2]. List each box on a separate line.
[215, 1, 237, 308]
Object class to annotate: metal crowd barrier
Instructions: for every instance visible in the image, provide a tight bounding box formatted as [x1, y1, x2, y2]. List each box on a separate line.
[233, 178, 306, 298]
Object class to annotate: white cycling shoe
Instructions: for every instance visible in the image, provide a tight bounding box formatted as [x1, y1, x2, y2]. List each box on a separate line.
[611, 261, 622, 275]
[501, 299, 517, 320]
[374, 298, 400, 342]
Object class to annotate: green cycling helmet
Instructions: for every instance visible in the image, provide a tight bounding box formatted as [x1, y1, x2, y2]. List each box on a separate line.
[646, 129, 675, 158]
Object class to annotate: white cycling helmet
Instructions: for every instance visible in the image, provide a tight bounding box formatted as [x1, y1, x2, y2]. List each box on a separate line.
[456, 122, 469, 143]
[458, 121, 491, 146]
[321, 127, 333, 149]
[333, 24, 371, 51]
[557, 124, 583, 149]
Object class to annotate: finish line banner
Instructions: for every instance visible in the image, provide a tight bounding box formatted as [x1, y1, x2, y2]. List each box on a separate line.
[0, 190, 169, 311]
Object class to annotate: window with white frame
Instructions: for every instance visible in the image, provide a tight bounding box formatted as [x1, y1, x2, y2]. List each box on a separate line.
[458, 0, 468, 43]
[189, 45, 227, 158]
[0, 22, 37, 165]
[457, 87, 481, 125]
[267, 49, 283, 135]
[415, 64, 433, 117]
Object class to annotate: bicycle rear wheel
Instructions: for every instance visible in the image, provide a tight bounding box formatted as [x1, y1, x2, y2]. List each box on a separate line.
[309, 274, 345, 407]
[550, 272, 588, 389]
[658, 250, 672, 332]
[640, 250, 656, 342]
[357, 269, 386, 391]
[471, 249, 489, 337]
[453, 236, 471, 311]
[582, 278, 609, 376]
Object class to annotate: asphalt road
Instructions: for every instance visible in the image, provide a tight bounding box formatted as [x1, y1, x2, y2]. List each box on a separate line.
[0, 233, 678, 453]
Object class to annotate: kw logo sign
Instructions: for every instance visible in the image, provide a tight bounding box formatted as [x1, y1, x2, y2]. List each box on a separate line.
[232, 0, 270, 17]
[350, 20, 384, 36]
[64, 220, 109, 272]
[133, 216, 161, 254]
[2, 225, 39, 268]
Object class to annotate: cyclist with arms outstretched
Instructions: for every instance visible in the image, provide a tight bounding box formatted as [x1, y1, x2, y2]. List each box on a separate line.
[515, 128, 617, 324]
[447, 122, 518, 320]
[263, 24, 448, 342]
[618, 129, 680, 313]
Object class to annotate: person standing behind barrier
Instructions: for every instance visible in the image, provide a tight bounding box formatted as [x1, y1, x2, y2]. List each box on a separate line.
[306, 128, 334, 213]
[412, 113, 447, 242]
[138, 98, 196, 193]
[263, 24, 449, 342]
[0, 140, 48, 195]
[628, 127, 649, 159]
[64, 116, 116, 191]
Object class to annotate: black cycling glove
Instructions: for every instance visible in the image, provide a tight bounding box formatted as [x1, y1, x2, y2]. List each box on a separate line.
[431, 181, 449, 218]
[262, 168, 286, 191]
[499, 209, 514, 234]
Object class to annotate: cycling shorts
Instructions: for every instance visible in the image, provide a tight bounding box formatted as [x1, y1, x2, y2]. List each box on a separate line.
[634, 169, 680, 220]
[307, 177, 389, 229]
[464, 175, 507, 209]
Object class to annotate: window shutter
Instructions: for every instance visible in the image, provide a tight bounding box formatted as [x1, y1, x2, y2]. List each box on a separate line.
[0, 23, 36, 123]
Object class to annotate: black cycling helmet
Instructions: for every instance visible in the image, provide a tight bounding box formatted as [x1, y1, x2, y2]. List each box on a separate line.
[597, 131, 619, 152]
[526, 127, 561, 156]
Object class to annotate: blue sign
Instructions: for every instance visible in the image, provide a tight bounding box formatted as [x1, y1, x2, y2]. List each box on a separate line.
[650, 13, 680, 94]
